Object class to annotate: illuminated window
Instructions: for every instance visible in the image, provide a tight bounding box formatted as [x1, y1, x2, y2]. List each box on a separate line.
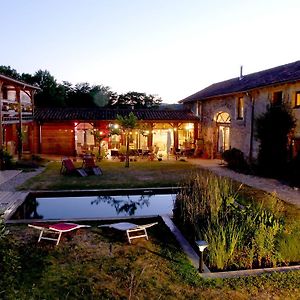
[295, 92, 300, 107]
[237, 97, 244, 119]
[215, 112, 231, 123]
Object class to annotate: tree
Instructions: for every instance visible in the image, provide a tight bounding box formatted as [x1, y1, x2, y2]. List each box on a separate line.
[0, 66, 21, 80]
[33, 70, 66, 107]
[115, 112, 139, 168]
[107, 91, 162, 109]
[255, 104, 296, 177]
[90, 85, 117, 107]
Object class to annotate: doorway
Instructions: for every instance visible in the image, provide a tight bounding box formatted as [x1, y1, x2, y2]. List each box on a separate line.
[215, 112, 231, 153]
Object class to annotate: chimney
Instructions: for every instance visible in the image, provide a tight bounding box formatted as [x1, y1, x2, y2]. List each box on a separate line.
[239, 65, 243, 80]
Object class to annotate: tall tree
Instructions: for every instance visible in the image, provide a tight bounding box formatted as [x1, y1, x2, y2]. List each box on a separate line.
[33, 70, 66, 107]
[107, 91, 162, 109]
[0, 66, 21, 80]
[256, 104, 296, 177]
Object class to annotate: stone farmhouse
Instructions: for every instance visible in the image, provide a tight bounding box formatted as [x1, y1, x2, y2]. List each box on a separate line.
[180, 60, 300, 160]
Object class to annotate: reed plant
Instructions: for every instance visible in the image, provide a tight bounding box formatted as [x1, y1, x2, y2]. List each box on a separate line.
[174, 170, 294, 271]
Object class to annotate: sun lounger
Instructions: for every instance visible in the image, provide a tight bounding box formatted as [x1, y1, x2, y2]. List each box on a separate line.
[98, 222, 158, 243]
[28, 222, 91, 245]
[60, 157, 88, 177]
[82, 155, 103, 175]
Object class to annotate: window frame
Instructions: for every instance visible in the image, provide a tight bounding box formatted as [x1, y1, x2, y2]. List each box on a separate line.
[237, 97, 244, 120]
[272, 91, 283, 106]
[295, 91, 300, 108]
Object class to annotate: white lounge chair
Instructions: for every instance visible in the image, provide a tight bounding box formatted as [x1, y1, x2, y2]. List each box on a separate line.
[98, 222, 158, 243]
[28, 222, 91, 245]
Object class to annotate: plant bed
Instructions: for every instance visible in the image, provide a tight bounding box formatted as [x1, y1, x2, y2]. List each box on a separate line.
[173, 169, 300, 273]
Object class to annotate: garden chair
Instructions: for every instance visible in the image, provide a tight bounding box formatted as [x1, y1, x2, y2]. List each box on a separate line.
[60, 157, 88, 177]
[28, 222, 91, 245]
[82, 155, 103, 175]
[98, 222, 158, 244]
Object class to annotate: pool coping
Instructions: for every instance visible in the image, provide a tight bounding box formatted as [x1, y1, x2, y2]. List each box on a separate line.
[6, 187, 179, 223]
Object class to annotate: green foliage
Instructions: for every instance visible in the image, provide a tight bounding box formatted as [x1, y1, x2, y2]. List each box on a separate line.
[115, 112, 139, 168]
[255, 104, 296, 177]
[107, 91, 162, 109]
[174, 170, 296, 271]
[287, 151, 300, 187]
[0, 216, 21, 291]
[0, 149, 13, 170]
[222, 148, 249, 172]
[0, 65, 162, 109]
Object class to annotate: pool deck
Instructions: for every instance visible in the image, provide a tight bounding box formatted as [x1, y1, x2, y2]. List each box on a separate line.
[0, 191, 29, 220]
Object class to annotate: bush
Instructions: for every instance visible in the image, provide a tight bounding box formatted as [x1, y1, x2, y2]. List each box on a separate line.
[286, 151, 300, 187]
[0, 216, 20, 290]
[222, 148, 249, 172]
[255, 104, 296, 177]
[174, 171, 290, 271]
[0, 149, 13, 169]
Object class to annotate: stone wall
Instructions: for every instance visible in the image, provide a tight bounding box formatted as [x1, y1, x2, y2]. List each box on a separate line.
[190, 81, 300, 160]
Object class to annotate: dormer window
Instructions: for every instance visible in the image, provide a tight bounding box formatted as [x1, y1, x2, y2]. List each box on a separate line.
[273, 91, 283, 106]
[237, 97, 244, 120]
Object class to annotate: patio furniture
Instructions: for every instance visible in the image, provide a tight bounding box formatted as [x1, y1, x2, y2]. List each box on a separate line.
[60, 157, 88, 176]
[98, 222, 158, 243]
[82, 155, 103, 175]
[28, 222, 91, 245]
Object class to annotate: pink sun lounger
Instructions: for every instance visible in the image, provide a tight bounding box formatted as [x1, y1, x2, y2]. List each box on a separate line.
[28, 222, 91, 245]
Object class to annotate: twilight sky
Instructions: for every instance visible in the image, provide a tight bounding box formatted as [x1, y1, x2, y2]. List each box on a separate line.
[1, 0, 300, 103]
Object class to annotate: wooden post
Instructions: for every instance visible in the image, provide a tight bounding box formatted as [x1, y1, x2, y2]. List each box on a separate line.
[0, 81, 3, 169]
[173, 123, 179, 152]
[16, 88, 22, 160]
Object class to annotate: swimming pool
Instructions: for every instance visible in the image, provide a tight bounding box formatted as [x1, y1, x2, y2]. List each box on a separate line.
[10, 188, 178, 221]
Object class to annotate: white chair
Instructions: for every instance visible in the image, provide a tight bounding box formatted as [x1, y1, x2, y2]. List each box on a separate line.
[99, 222, 158, 243]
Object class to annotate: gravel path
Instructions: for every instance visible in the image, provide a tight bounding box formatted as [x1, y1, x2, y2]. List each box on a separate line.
[0, 168, 45, 192]
[189, 159, 300, 208]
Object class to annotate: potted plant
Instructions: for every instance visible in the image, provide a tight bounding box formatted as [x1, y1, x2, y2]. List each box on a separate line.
[157, 153, 163, 161]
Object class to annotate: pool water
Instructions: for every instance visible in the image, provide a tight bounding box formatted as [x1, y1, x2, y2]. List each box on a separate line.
[11, 193, 176, 221]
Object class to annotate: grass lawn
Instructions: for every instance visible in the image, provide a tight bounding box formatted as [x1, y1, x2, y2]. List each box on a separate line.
[3, 217, 300, 299]
[17, 160, 199, 190]
[7, 161, 300, 298]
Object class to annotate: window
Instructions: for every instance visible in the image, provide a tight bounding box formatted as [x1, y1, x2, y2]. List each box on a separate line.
[273, 91, 283, 106]
[295, 92, 300, 107]
[237, 97, 244, 119]
[215, 112, 231, 123]
[196, 101, 202, 119]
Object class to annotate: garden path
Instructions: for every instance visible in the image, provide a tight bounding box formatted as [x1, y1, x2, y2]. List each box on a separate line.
[189, 158, 300, 208]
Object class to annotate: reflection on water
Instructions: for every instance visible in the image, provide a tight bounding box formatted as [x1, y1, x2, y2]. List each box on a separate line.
[91, 195, 150, 216]
[11, 193, 175, 220]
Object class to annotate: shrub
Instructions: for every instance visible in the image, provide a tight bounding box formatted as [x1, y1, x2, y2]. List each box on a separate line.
[0, 216, 20, 289]
[255, 104, 296, 177]
[174, 171, 287, 271]
[0, 149, 13, 169]
[222, 148, 249, 172]
[286, 151, 300, 187]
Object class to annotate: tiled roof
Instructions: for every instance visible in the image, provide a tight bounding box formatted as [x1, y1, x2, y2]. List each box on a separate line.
[0, 74, 41, 90]
[34, 107, 199, 122]
[181, 60, 300, 103]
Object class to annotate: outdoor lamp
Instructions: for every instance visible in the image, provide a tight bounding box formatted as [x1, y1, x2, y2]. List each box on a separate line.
[195, 240, 208, 273]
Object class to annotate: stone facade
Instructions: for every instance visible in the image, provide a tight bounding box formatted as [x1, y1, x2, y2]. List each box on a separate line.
[184, 81, 300, 160]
